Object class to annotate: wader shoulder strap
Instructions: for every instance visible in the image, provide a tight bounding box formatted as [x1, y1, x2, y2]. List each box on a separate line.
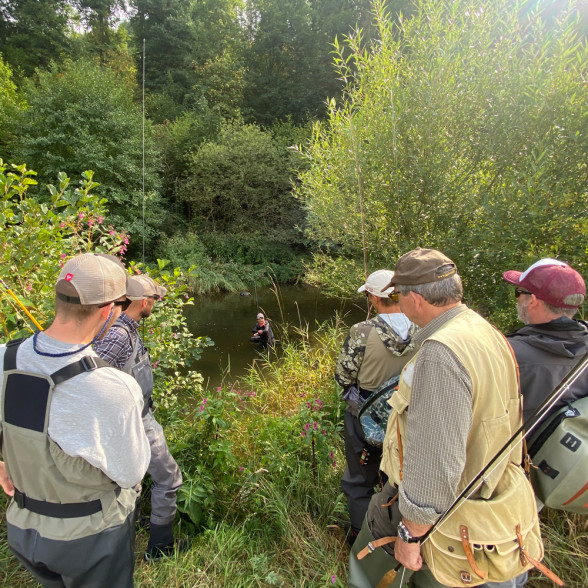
[50, 355, 111, 385]
[3, 338, 26, 371]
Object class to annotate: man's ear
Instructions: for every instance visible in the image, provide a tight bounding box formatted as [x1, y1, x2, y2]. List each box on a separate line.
[98, 302, 113, 319]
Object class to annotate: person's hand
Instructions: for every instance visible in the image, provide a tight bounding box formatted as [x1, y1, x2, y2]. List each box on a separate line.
[394, 538, 422, 571]
[342, 385, 361, 416]
[0, 461, 14, 496]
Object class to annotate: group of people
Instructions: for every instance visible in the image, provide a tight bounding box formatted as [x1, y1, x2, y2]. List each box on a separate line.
[0, 253, 186, 587]
[0, 248, 585, 588]
[336, 249, 587, 587]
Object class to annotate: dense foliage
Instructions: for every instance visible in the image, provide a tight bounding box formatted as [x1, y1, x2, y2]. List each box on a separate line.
[297, 0, 588, 329]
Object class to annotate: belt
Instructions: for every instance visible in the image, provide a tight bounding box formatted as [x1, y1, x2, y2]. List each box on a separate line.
[13, 488, 103, 518]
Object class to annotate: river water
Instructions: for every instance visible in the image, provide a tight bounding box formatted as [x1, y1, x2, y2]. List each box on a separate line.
[183, 284, 369, 390]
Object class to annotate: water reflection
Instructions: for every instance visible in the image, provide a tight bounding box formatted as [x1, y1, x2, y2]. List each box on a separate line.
[183, 284, 369, 390]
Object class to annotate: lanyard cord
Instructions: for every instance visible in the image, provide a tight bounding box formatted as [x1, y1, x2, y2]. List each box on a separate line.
[32, 308, 114, 358]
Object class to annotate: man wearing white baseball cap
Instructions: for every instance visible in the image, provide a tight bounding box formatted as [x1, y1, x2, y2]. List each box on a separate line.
[94, 273, 188, 562]
[335, 269, 417, 544]
[0, 253, 150, 587]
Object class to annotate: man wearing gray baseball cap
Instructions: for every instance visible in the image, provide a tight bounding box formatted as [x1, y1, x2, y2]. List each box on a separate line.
[95, 273, 188, 562]
[0, 253, 150, 587]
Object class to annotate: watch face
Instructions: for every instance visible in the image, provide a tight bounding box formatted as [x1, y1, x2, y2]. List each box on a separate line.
[398, 522, 419, 543]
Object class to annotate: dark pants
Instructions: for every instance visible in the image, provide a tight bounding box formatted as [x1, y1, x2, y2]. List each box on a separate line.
[341, 409, 385, 532]
[8, 515, 135, 588]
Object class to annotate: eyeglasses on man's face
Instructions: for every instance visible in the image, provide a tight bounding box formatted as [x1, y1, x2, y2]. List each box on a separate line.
[514, 288, 532, 298]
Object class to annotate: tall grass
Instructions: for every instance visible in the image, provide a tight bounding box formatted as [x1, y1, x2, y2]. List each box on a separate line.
[1, 320, 586, 587]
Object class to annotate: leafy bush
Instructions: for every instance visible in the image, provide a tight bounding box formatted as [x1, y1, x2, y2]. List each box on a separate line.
[297, 0, 588, 329]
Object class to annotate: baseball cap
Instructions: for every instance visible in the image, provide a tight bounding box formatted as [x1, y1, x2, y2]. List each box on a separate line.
[388, 248, 457, 286]
[503, 258, 585, 309]
[126, 275, 168, 301]
[357, 270, 395, 298]
[257, 313, 264, 319]
[55, 253, 127, 305]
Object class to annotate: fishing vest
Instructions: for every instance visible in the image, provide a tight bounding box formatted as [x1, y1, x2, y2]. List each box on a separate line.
[380, 308, 522, 499]
[1, 339, 138, 541]
[357, 325, 415, 393]
[118, 324, 154, 417]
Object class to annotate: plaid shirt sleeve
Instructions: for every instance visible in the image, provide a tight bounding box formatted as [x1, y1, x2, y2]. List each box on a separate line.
[93, 325, 134, 370]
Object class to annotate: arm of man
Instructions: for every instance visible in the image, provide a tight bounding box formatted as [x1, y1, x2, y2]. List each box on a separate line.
[0, 461, 14, 496]
[395, 341, 473, 570]
[334, 324, 366, 389]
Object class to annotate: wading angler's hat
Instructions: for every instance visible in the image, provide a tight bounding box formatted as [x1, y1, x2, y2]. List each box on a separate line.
[358, 270, 395, 298]
[126, 274, 168, 301]
[503, 258, 585, 309]
[387, 248, 457, 287]
[257, 313, 264, 319]
[55, 253, 127, 305]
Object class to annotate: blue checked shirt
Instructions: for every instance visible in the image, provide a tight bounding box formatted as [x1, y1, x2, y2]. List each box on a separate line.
[94, 313, 145, 369]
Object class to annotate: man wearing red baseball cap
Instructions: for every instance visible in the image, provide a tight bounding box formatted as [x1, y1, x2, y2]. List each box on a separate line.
[503, 258, 587, 423]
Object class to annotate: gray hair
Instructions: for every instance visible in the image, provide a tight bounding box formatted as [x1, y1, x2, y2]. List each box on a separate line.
[543, 294, 584, 318]
[397, 266, 463, 306]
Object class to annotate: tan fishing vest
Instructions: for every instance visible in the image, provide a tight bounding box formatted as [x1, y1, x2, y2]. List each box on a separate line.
[1, 342, 138, 541]
[380, 308, 522, 499]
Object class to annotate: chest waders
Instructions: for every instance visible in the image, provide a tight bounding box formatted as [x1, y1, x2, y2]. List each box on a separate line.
[1, 339, 118, 519]
[119, 326, 154, 416]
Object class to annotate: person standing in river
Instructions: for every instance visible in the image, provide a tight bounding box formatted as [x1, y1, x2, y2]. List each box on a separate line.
[250, 312, 274, 346]
[94, 274, 187, 562]
[334, 269, 417, 545]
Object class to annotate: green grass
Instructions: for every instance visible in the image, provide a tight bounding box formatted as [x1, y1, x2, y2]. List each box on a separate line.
[1, 321, 586, 587]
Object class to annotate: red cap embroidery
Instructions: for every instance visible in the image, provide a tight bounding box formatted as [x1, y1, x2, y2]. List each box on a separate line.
[65, 273, 74, 281]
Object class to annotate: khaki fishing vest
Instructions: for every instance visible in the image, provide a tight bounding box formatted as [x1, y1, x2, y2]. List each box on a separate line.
[1, 342, 137, 541]
[380, 308, 522, 499]
[358, 326, 415, 392]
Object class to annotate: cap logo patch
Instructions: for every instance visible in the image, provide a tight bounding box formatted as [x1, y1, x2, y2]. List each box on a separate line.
[65, 273, 74, 282]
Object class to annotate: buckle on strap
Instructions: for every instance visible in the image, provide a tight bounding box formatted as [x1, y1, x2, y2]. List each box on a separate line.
[81, 355, 98, 371]
[14, 488, 25, 509]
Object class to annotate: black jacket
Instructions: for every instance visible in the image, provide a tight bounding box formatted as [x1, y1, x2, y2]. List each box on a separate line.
[507, 317, 588, 424]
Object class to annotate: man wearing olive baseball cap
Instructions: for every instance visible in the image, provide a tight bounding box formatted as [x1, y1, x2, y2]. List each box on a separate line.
[0, 253, 150, 587]
[503, 258, 587, 423]
[350, 248, 531, 588]
[95, 273, 189, 562]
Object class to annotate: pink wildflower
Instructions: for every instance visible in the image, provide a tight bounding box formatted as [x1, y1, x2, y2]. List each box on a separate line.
[59, 222, 66, 228]
[331, 575, 336, 584]
[239, 466, 244, 472]
[78, 212, 84, 219]
[88, 219, 93, 227]
[97, 216, 104, 224]
[26, 284, 32, 291]
[109, 230, 115, 235]
[313, 422, 318, 430]
[301, 432, 306, 437]
[304, 423, 310, 431]
[60, 253, 66, 259]
[123, 237, 129, 245]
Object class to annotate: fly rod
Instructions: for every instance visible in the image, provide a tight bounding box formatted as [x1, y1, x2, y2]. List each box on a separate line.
[0, 278, 44, 331]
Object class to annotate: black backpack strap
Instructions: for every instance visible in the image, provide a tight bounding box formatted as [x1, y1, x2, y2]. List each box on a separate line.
[50, 355, 111, 386]
[3, 338, 26, 371]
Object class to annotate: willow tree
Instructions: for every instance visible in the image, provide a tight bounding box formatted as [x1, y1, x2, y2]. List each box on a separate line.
[296, 0, 588, 325]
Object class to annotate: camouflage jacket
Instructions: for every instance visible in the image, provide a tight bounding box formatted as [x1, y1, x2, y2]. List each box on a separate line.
[334, 315, 417, 390]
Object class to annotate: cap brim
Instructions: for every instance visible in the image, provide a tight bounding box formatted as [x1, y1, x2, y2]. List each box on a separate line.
[357, 284, 367, 294]
[502, 270, 522, 286]
[381, 278, 395, 292]
[156, 285, 167, 298]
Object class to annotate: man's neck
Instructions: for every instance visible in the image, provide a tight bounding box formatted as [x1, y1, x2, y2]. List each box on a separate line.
[44, 319, 98, 345]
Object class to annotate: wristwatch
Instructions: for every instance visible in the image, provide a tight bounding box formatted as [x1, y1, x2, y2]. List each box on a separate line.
[397, 521, 423, 544]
